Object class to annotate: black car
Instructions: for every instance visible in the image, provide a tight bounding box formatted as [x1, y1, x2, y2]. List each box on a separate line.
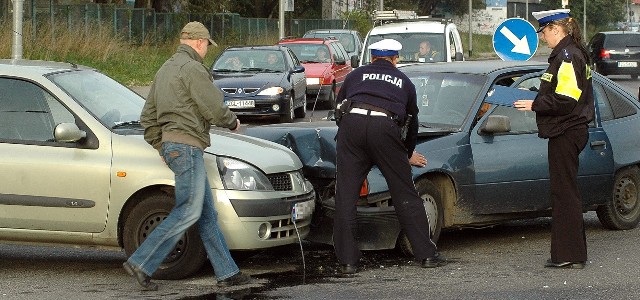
[211, 46, 307, 123]
[588, 31, 640, 79]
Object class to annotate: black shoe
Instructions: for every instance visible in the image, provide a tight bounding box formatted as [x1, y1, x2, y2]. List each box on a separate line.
[422, 253, 447, 268]
[122, 261, 158, 291]
[339, 264, 358, 275]
[217, 272, 251, 288]
[544, 259, 585, 269]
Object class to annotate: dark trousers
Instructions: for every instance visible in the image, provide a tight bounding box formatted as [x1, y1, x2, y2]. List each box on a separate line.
[548, 127, 588, 263]
[333, 113, 437, 265]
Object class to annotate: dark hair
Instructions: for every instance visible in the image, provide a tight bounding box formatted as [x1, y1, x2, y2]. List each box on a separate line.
[551, 17, 591, 64]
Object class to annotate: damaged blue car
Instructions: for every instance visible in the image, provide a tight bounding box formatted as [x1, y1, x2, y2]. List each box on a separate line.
[243, 60, 640, 256]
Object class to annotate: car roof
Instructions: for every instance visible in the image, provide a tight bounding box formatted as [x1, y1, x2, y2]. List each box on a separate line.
[0, 59, 91, 76]
[224, 45, 289, 51]
[305, 29, 358, 34]
[598, 31, 640, 35]
[399, 60, 548, 75]
[278, 37, 338, 45]
[369, 20, 449, 34]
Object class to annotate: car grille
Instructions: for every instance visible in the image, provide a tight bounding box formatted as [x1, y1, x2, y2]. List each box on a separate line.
[267, 173, 292, 191]
[268, 216, 311, 239]
[221, 88, 259, 94]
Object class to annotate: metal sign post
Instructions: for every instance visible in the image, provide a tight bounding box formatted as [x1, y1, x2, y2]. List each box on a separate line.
[12, 0, 25, 60]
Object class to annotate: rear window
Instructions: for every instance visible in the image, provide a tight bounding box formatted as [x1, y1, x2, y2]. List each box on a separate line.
[604, 34, 640, 48]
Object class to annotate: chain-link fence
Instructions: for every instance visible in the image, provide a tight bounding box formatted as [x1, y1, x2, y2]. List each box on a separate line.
[6, 3, 354, 45]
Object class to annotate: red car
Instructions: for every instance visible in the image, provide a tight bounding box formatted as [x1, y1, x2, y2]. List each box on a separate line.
[278, 37, 357, 109]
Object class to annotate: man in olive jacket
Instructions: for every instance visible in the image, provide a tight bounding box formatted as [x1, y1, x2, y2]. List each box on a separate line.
[123, 21, 250, 291]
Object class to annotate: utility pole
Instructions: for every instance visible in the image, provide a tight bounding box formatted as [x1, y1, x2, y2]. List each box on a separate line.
[468, 0, 472, 58]
[12, 0, 24, 60]
[279, 0, 285, 39]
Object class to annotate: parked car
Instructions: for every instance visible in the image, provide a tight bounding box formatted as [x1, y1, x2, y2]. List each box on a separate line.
[302, 29, 364, 62]
[211, 45, 307, 123]
[244, 60, 640, 256]
[588, 31, 640, 79]
[278, 37, 356, 109]
[0, 59, 315, 279]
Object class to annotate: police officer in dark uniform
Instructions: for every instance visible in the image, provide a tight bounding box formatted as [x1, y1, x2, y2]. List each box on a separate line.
[515, 9, 594, 269]
[333, 39, 446, 274]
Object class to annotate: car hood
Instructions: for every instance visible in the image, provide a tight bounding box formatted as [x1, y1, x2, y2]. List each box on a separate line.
[206, 129, 302, 174]
[241, 121, 452, 180]
[213, 72, 286, 89]
[300, 63, 333, 77]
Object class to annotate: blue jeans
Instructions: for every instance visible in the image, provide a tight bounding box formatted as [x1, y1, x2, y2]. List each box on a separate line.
[127, 142, 239, 280]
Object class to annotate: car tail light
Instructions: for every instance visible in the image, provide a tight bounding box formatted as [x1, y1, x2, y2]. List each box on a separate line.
[600, 49, 610, 59]
[359, 179, 368, 197]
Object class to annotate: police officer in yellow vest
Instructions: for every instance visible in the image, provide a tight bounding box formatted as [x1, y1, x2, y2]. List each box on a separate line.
[333, 39, 446, 275]
[514, 9, 594, 269]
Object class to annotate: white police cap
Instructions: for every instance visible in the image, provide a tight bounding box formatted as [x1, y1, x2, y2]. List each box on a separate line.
[369, 39, 402, 56]
[532, 9, 570, 33]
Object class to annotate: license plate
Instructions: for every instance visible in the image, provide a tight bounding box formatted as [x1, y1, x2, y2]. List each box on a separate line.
[226, 100, 255, 108]
[618, 61, 638, 67]
[293, 200, 315, 221]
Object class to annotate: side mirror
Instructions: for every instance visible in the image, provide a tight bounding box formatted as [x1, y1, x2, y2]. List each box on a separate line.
[292, 66, 305, 73]
[54, 123, 86, 142]
[335, 58, 346, 65]
[454, 52, 464, 61]
[480, 115, 511, 134]
[350, 55, 359, 68]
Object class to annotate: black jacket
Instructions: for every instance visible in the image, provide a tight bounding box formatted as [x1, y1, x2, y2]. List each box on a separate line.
[532, 35, 594, 138]
[336, 59, 419, 156]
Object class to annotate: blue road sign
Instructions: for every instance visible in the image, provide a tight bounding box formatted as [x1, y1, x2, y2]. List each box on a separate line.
[493, 18, 539, 61]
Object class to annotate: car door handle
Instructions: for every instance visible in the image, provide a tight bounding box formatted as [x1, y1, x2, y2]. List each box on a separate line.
[590, 140, 607, 148]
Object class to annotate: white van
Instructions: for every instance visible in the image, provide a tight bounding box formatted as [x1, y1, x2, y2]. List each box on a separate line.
[359, 11, 464, 67]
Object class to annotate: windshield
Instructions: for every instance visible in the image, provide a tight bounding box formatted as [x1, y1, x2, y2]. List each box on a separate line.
[408, 73, 485, 128]
[212, 50, 286, 73]
[48, 70, 144, 128]
[363, 33, 445, 65]
[283, 44, 331, 63]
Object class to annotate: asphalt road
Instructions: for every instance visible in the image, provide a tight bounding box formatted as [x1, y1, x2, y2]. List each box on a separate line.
[2, 212, 640, 299]
[1, 65, 638, 300]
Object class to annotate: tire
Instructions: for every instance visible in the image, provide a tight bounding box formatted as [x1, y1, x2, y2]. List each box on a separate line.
[632, 75, 638, 80]
[122, 192, 207, 280]
[324, 87, 336, 110]
[294, 93, 307, 119]
[279, 95, 294, 123]
[397, 179, 444, 257]
[597, 166, 640, 230]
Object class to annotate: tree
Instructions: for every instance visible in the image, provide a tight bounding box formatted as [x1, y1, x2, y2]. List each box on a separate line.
[540, 0, 626, 29]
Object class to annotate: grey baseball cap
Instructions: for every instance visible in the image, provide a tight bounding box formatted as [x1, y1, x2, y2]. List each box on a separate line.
[180, 21, 217, 46]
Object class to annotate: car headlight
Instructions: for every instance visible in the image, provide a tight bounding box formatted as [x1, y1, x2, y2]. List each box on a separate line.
[306, 78, 320, 85]
[258, 86, 284, 96]
[217, 157, 274, 191]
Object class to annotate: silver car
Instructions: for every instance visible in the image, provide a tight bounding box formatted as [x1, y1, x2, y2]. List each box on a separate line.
[0, 59, 315, 279]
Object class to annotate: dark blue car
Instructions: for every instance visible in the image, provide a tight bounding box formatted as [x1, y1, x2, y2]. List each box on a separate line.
[211, 45, 307, 123]
[243, 60, 640, 256]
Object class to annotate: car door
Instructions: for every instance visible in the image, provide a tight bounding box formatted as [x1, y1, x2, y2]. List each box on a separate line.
[0, 77, 111, 233]
[469, 74, 614, 214]
[329, 42, 352, 92]
[286, 48, 306, 102]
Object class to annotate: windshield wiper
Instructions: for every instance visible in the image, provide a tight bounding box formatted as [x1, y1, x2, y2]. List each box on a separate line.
[213, 69, 234, 72]
[112, 120, 141, 129]
[243, 67, 267, 72]
[419, 122, 432, 128]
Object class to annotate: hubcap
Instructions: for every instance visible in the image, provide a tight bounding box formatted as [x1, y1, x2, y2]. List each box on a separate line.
[615, 177, 638, 218]
[420, 194, 438, 235]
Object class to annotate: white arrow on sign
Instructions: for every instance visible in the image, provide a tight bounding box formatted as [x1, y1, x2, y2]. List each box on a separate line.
[499, 26, 531, 55]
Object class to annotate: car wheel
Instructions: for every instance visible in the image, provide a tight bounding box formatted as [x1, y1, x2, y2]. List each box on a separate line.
[397, 179, 444, 257]
[632, 75, 638, 80]
[295, 93, 307, 118]
[597, 166, 640, 230]
[325, 87, 336, 110]
[280, 95, 294, 123]
[122, 192, 207, 280]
